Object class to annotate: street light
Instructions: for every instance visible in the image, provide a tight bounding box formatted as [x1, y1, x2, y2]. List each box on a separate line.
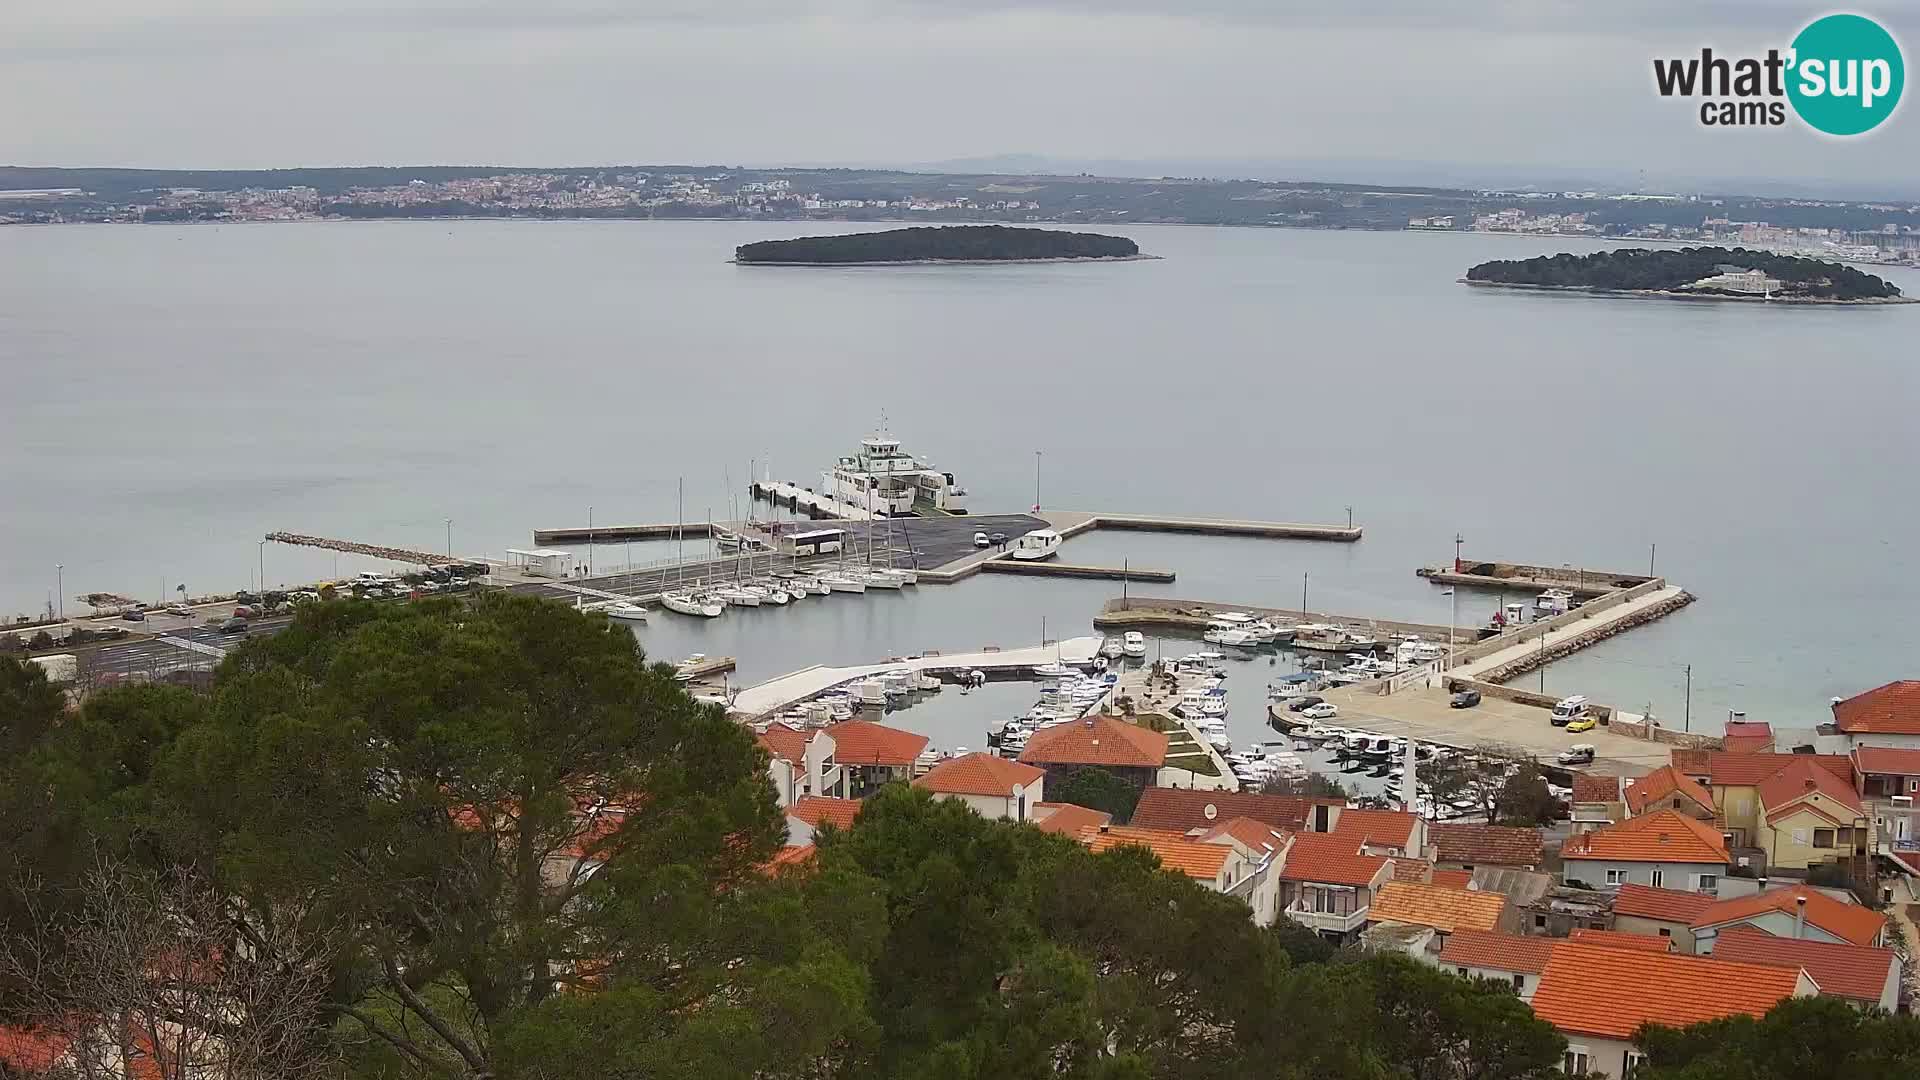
[445, 518, 453, 557]
[55, 564, 63, 622]
[258, 541, 266, 593]
[588, 505, 595, 576]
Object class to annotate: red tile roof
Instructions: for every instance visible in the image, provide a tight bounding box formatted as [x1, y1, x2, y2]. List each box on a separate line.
[1331, 808, 1418, 850]
[1032, 802, 1112, 836]
[1018, 715, 1167, 769]
[1571, 774, 1623, 803]
[788, 796, 862, 831]
[1711, 925, 1898, 1004]
[1369, 880, 1507, 933]
[1612, 883, 1717, 923]
[1428, 822, 1544, 866]
[1278, 831, 1393, 887]
[824, 720, 929, 766]
[756, 721, 813, 764]
[1569, 928, 1673, 952]
[0, 1024, 73, 1073]
[1832, 680, 1920, 735]
[1432, 868, 1474, 890]
[1083, 826, 1233, 880]
[1691, 886, 1887, 947]
[1671, 749, 1710, 776]
[1722, 735, 1775, 754]
[1724, 721, 1773, 738]
[1696, 752, 1854, 788]
[1201, 816, 1292, 855]
[763, 844, 817, 873]
[1129, 787, 1337, 834]
[1391, 857, 1434, 883]
[1854, 745, 1920, 777]
[1755, 757, 1864, 819]
[914, 752, 1045, 797]
[1561, 809, 1730, 865]
[1437, 929, 1556, 974]
[1625, 765, 1717, 815]
[1530, 942, 1804, 1041]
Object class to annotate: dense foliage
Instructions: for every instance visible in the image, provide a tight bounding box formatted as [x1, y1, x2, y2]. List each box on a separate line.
[1465, 246, 1901, 299]
[1634, 996, 1920, 1079]
[1045, 766, 1142, 824]
[8, 598, 1903, 1079]
[735, 225, 1138, 263]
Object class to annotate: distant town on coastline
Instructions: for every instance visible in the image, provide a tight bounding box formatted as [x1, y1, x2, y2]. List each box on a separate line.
[734, 225, 1139, 264]
[5, 163, 1920, 267]
[1463, 247, 1906, 302]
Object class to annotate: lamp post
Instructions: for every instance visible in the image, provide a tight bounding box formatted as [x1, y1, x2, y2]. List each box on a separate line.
[588, 505, 595, 576]
[257, 541, 266, 593]
[55, 564, 63, 622]
[445, 518, 453, 558]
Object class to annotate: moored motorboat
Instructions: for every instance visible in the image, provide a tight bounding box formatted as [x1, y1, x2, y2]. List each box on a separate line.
[1122, 631, 1147, 658]
[1100, 636, 1126, 659]
[603, 601, 649, 622]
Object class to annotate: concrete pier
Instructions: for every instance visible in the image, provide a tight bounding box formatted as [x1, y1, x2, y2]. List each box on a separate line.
[981, 561, 1175, 583]
[729, 636, 1102, 719]
[534, 522, 712, 543]
[1092, 597, 1464, 642]
[1041, 510, 1360, 542]
[1417, 558, 1654, 599]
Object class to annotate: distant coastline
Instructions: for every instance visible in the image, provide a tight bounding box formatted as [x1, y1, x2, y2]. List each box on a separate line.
[1459, 279, 1919, 304]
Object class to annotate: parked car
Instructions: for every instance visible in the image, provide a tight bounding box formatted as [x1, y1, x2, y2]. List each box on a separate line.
[1557, 743, 1596, 766]
[1449, 689, 1481, 709]
[219, 617, 249, 634]
[119, 609, 146, 622]
[166, 605, 193, 617]
[1288, 695, 1325, 712]
[1300, 702, 1339, 720]
[232, 606, 255, 619]
[974, 531, 991, 548]
[1565, 716, 1597, 733]
[989, 532, 1008, 546]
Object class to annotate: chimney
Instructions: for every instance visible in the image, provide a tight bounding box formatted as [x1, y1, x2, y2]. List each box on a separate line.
[1794, 894, 1807, 939]
[1098, 822, 1110, 834]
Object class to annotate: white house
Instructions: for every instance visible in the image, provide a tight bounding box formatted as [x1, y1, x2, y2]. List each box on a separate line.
[1833, 680, 1920, 751]
[913, 752, 1045, 822]
[1432, 929, 1555, 1001]
[1559, 808, 1730, 894]
[757, 723, 842, 807]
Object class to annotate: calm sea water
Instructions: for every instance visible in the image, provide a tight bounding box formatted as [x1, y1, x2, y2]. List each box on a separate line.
[6, 219, 1918, 744]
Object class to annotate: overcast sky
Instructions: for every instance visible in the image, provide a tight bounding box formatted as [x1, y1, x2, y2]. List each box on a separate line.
[4, 1, 1916, 189]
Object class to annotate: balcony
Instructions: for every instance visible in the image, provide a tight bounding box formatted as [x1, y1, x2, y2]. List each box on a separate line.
[1285, 903, 1369, 934]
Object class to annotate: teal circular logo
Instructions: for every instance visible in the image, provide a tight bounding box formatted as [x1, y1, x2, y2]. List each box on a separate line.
[1787, 14, 1904, 135]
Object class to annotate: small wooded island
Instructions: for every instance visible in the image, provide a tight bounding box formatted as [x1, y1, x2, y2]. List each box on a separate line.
[734, 225, 1143, 265]
[1463, 246, 1910, 303]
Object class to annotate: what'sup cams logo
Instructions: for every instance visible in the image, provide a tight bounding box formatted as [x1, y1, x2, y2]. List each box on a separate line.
[1654, 12, 1904, 134]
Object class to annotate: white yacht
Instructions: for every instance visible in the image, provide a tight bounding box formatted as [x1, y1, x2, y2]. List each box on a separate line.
[823, 433, 969, 515]
[660, 591, 725, 618]
[603, 601, 649, 622]
[861, 569, 903, 589]
[1202, 626, 1260, 648]
[1100, 636, 1126, 659]
[1010, 528, 1062, 561]
[1122, 631, 1147, 658]
[821, 571, 868, 594]
[1394, 639, 1447, 665]
[717, 586, 761, 607]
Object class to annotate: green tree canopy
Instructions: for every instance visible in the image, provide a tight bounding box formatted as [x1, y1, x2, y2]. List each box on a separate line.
[1044, 767, 1141, 824]
[1635, 996, 1920, 1080]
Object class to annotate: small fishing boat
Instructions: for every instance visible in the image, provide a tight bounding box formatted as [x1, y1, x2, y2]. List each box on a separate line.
[1100, 636, 1126, 659]
[1122, 631, 1147, 658]
[603, 601, 649, 622]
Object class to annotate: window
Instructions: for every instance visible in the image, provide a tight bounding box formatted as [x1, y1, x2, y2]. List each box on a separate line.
[1910, 779, 1918, 793]
[1563, 1048, 1590, 1075]
[1512, 973, 1526, 991]
[1456, 966, 1468, 976]
[1605, 868, 1627, 885]
[1534, 914, 1548, 930]
[1649, 868, 1665, 887]
[1814, 828, 1835, 848]
[1658, 927, 1672, 938]
[1696, 873, 1718, 893]
[1625, 1050, 1648, 1078]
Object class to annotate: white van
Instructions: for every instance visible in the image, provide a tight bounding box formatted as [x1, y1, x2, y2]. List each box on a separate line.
[1550, 695, 1591, 727]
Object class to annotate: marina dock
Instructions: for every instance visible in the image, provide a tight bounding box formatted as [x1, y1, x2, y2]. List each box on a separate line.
[1417, 557, 1653, 599]
[981, 561, 1175, 583]
[677, 654, 737, 680]
[1092, 597, 1463, 642]
[729, 636, 1102, 719]
[1045, 510, 1361, 542]
[534, 522, 712, 544]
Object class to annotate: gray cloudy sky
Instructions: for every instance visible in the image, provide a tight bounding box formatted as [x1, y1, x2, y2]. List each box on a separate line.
[4, 1, 1916, 188]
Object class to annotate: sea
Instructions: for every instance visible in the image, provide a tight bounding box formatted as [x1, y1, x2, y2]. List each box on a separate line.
[5, 218, 1918, 754]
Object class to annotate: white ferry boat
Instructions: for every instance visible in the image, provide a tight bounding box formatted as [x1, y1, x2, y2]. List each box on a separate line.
[823, 433, 969, 516]
[1011, 528, 1063, 561]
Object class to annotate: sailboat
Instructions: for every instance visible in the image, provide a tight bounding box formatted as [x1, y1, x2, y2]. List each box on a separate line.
[661, 479, 725, 617]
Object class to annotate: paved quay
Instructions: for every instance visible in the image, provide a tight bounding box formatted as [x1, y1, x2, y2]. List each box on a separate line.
[1310, 685, 1671, 777]
[1450, 585, 1690, 682]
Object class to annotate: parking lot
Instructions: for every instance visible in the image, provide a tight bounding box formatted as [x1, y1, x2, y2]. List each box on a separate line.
[1319, 684, 1671, 776]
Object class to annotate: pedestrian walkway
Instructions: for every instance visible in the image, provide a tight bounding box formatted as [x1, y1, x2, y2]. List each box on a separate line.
[1450, 586, 1688, 681]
